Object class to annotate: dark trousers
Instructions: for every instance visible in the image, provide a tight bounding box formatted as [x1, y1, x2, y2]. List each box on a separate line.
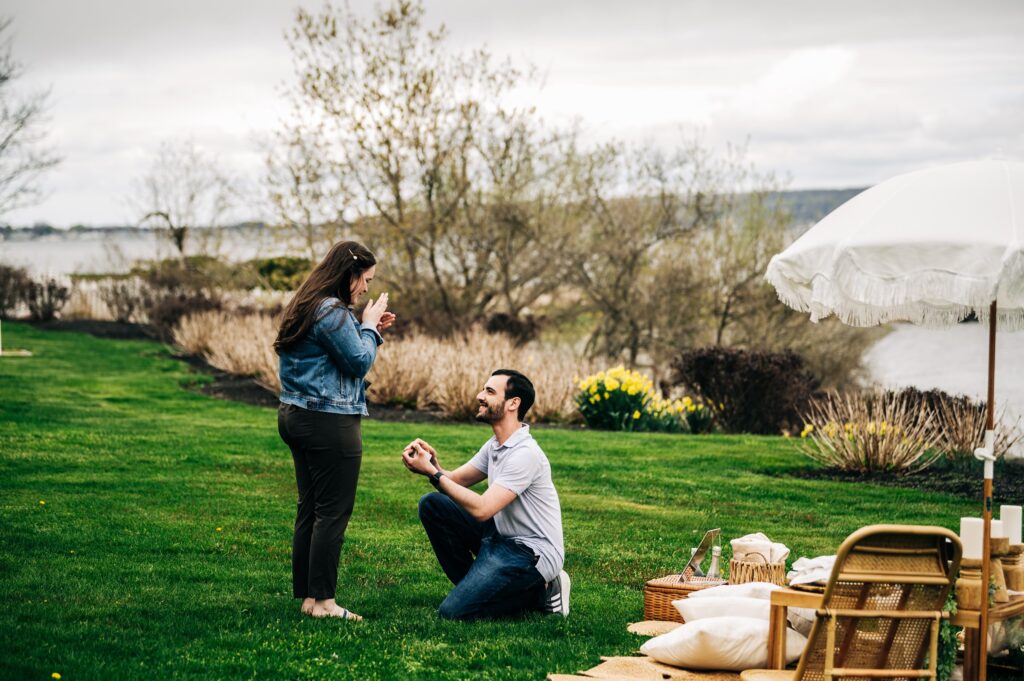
[418, 492, 546, 620]
[278, 403, 362, 600]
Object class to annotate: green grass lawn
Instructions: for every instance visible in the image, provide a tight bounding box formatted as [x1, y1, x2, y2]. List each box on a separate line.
[0, 322, 976, 680]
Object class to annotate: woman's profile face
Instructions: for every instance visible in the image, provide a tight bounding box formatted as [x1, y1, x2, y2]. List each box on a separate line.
[349, 264, 376, 303]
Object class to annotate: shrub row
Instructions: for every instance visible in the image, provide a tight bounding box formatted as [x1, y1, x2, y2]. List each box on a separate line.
[0, 264, 70, 321]
[173, 312, 596, 423]
[671, 346, 819, 436]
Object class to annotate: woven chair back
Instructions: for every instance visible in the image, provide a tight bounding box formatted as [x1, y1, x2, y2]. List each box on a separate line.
[794, 524, 961, 681]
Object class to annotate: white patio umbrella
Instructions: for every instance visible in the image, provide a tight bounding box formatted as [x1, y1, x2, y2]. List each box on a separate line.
[764, 159, 1024, 681]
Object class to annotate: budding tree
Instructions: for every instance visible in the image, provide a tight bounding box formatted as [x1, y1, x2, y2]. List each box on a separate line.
[134, 139, 235, 257]
[0, 17, 60, 218]
[263, 110, 352, 262]
[282, 0, 577, 330]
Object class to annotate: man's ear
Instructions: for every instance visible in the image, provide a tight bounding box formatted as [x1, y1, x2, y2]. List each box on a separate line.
[507, 396, 521, 415]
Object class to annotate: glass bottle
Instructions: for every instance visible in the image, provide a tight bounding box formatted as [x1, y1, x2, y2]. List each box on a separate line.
[707, 546, 722, 580]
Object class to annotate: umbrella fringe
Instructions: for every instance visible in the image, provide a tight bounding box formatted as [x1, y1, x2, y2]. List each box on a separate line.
[765, 257, 1024, 331]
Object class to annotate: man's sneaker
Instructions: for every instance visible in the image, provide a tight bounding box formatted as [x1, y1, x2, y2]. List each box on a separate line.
[543, 570, 571, 616]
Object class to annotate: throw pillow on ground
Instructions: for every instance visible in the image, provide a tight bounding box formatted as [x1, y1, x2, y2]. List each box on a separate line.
[640, 616, 807, 671]
[685, 582, 782, 601]
[674, 596, 771, 622]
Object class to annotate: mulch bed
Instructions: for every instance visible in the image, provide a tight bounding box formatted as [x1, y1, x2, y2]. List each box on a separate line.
[28, 319, 157, 341]
[788, 463, 1024, 503]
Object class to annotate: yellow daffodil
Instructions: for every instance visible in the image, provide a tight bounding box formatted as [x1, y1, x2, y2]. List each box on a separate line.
[632, 410, 641, 420]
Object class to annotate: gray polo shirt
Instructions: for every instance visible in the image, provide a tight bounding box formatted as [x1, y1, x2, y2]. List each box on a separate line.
[469, 424, 565, 582]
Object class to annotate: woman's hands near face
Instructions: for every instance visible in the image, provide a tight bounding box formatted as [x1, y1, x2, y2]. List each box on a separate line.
[376, 311, 396, 333]
[361, 292, 389, 327]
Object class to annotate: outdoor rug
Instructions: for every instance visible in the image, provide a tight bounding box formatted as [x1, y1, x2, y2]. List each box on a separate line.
[547, 621, 741, 681]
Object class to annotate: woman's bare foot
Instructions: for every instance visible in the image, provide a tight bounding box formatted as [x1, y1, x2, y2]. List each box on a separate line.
[311, 598, 362, 620]
[300, 598, 315, 615]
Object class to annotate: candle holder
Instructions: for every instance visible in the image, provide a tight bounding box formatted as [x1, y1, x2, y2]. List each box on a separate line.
[1003, 544, 1024, 592]
[956, 558, 984, 611]
[991, 538, 1010, 603]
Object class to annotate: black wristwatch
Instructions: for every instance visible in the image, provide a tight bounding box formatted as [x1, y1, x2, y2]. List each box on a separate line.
[429, 470, 444, 487]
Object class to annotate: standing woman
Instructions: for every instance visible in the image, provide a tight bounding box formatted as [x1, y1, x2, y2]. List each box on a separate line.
[274, 240, 394, 619]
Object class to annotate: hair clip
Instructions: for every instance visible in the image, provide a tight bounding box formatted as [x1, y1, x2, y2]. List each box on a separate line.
[349, 249, 358, 260]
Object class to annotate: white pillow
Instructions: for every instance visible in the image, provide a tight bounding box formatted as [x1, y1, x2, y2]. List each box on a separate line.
[788, 606, 816, 636]
[686, 582, 782, 601]
[640, 616, 807, 671]
[674, 596, 771, 622]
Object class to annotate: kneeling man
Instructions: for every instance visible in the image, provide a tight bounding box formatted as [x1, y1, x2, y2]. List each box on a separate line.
[402, 369, 569, 620]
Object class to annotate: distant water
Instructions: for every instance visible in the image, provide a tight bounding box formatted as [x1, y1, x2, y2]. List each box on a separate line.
[0, 230, 283, 276]
[865, 323, 1024, 455]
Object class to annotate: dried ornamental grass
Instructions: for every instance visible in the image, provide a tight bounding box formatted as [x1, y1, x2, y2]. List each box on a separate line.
[368, 328, 595, 422]
[365, 333, 445, 408]
[173, 310, 227, 355]
[799, 390, 943, 473]
[932, 396, 1023, 460]
[173, 311, 280, 392]
[175, 312, 592, 422]
[63, 280, 112, 321]
[204, 314, 279, 392]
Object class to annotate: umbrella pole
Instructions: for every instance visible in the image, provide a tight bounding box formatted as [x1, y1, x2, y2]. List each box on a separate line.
[976, 301, 997, 681]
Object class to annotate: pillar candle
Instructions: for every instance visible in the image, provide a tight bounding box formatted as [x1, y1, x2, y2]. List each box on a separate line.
[960, 517, 984, 559]
[991, 519, 1005, 538]
[1000, 505, 1023, 545]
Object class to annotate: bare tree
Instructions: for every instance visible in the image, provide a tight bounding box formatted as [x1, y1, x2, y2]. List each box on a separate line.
[0, 17, 60, 217]
[134, 139, 234, 258]
[568, 141, 878, 387]
[283, 0, 576, 331]
[263, 109, 352, 262]
[567, 141, 719, 367]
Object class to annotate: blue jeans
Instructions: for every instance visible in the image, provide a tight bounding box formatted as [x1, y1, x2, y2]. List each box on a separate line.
[418, 492, 546, 620]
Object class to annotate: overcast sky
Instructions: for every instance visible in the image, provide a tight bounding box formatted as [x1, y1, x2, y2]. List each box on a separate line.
[3, 0, 1024, 227]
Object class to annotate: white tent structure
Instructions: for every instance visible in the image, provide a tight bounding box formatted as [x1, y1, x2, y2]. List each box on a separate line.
[765, 159, 1024, 681]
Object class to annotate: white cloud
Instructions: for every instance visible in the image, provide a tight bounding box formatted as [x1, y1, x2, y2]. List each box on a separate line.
[3, 0, 1024, 225]
[728, 46, 858, 120]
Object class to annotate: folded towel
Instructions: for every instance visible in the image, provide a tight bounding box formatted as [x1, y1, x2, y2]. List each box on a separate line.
[787, 555, 836, 586]
[770, 542, 790, 564]
[730, 533, 790, 564]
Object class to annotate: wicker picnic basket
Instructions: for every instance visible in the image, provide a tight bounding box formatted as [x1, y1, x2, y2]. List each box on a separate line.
[728, 557, 786, 586]
[642, 574, 727, 622]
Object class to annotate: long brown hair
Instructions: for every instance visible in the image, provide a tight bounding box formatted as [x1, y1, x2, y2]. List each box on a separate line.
[274, 240, 377, 354]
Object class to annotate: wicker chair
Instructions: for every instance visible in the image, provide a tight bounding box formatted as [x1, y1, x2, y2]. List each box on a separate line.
[742, 524, 962, 681]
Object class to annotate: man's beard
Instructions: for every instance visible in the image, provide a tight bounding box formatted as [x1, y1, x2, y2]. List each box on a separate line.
[474, 400, 505, 424]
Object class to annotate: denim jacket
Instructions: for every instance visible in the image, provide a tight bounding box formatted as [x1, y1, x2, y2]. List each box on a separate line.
[278, 297, 383, 416]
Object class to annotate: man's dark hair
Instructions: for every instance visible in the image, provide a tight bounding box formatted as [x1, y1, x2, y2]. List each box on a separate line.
[492, 369, 535, 421]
